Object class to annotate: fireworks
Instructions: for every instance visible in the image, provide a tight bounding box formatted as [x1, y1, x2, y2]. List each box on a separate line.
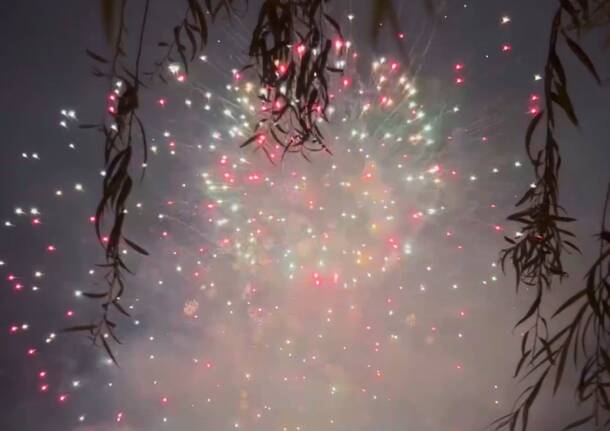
[0, 4, 549, 430]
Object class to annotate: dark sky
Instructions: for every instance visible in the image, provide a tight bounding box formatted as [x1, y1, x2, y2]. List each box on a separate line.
[1, 1, 609, 430]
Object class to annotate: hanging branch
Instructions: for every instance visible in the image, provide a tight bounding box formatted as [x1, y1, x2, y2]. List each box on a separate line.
[240, 0, 345, 161]
[144, 0, 237, 84]
[502, 4, 585, 361]
[500, 0, 602, 378]
[495, 1, 609, 430]
[66, 0, 240, 361]
[65, 0, 153, 363]
[494, 185, 610, 431]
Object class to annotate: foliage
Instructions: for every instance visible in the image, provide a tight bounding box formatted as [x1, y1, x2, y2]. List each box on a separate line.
[66, 0, 153, 363]
[495, 186, 610, 430]
[240, 0, 346, 160]
[67, 1, 609, 429]
[495, 1, 610, 429]
[69, 0, 350, 363]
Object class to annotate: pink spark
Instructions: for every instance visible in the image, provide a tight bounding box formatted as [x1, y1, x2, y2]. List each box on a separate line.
[277, 63, 288, 75]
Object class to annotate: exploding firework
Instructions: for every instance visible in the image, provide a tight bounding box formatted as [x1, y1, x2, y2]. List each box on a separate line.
[3, 9, 535, 430]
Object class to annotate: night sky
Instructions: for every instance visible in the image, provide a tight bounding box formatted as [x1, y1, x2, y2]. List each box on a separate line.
[1, 1, 609, 430]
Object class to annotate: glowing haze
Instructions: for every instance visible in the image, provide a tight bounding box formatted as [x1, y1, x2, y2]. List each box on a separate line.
[2, 1, 608, 430]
